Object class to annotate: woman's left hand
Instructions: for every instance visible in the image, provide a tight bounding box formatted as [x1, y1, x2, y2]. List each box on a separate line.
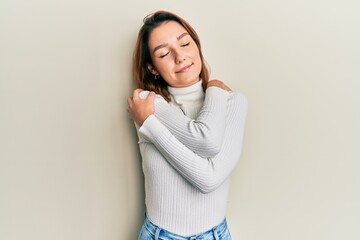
[127, 89, 156, 126]
[207, 80, 231, 91]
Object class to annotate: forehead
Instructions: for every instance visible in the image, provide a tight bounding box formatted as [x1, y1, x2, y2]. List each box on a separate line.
[148, 21, 189, 48]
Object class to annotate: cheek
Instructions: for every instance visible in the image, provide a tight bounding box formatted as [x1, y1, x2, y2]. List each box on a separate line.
[191, 46, 201, 61]
[155, 60, 173, 75]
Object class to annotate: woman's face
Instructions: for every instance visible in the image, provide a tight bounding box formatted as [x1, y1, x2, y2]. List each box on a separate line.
[147, 21, 202, 88]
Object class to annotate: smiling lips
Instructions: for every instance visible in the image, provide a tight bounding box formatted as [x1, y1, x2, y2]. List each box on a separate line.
[176, 63, 193, 73]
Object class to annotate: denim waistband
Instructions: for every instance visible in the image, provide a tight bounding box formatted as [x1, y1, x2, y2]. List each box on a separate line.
[143, 213, 228, 240]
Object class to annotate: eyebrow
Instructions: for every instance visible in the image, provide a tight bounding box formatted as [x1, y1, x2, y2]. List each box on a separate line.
[152, 32, 190, 53]
[177, 32, 189, 40]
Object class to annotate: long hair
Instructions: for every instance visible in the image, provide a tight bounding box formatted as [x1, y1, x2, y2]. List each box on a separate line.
[132, 10, 209, 101]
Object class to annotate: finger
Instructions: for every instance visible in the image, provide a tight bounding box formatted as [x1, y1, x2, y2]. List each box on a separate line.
[207, 80, 219, 88]
[132, 89, 143, 99]
[127, 98, 134, 111]
[144, 91, 156, 103]
[127, 97, 133, 107]
[148, 91, 156, 100]
[222, 83, 231, 91]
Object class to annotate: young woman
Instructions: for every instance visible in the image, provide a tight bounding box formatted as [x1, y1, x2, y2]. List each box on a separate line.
[127, 10, 248, 240]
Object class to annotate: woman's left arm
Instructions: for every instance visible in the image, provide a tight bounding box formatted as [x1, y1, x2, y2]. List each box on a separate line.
[129, 81, 230, 158]
[139, 92, 248, 193]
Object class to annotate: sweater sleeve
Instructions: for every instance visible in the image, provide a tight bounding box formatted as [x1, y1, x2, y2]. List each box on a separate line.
[139, 92, 248, 193]
[139, 87, 228, 158]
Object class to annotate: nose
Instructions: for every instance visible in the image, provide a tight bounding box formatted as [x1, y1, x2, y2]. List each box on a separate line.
[174, 48, 185, 64]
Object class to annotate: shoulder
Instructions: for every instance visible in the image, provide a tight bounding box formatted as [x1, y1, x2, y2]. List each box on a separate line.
[229, 91, 248, 107]
[138, 90, 168, 104]
[227, 91, 248, 119]
[225, 92, 248, 124]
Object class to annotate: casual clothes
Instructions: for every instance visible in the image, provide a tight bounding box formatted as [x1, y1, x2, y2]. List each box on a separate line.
[139, 213, 231, 240]
[136, 80, 247, 236]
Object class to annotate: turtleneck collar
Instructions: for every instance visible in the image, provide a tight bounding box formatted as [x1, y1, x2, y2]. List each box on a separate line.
[167, 80, 204, 105]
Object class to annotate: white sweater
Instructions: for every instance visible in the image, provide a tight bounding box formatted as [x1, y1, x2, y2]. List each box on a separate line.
[137, 80, 248, 236]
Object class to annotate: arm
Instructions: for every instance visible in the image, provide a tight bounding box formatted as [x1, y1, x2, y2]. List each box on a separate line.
[138, 92, 248, 193]
[139, 86, 229, 157]
[128, 80, 231, 158]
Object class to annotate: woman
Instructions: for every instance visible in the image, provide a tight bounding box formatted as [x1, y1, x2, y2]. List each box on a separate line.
[127, 10, 248, 240]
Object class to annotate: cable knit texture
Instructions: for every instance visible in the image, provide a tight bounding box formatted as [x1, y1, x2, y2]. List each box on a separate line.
[136, 80, 248, 236]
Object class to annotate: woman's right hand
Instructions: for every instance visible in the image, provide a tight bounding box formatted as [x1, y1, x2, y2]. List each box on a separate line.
[127, 89, 156, 126]
[206, 80, 231, 91]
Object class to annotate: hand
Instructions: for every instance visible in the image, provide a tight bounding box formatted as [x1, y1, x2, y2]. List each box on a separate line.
[206, 80, 231, 91]
[127, 89, 156, 126]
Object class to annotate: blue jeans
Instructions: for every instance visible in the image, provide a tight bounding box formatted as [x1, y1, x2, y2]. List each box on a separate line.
[138, 214, 232, 240]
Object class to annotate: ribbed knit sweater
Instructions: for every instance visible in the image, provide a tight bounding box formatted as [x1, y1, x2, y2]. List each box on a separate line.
[136, 80, 248, 236]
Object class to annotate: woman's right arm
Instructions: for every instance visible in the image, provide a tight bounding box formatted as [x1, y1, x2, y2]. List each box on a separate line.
[129, 81, 230, 158]
[137, 92, 248, 193]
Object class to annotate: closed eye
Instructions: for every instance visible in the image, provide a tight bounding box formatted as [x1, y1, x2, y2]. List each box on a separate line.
[181, 42, 190, 47]
[160, 52, 169, 58]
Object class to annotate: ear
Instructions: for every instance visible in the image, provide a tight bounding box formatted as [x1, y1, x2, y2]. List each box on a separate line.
[147, 64, 158, 76]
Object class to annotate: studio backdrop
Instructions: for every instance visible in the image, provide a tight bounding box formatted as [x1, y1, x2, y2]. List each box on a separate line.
[1, 0, 359, 239]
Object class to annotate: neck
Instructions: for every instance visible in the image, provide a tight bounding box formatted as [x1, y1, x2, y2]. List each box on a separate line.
[168, 80, 204, 105]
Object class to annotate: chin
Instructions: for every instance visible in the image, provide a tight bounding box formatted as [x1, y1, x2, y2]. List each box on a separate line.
[188, 78, 200, 85]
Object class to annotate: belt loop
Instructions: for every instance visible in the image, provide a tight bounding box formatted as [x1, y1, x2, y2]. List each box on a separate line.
[154, 227, 161, 240]
[213, 227, 219, 240]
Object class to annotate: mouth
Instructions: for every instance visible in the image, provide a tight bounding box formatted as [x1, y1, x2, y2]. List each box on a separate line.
[176, 63, 193, 73]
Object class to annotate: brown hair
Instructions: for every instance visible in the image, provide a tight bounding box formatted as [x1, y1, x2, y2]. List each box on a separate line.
[132, 10, 209, 101]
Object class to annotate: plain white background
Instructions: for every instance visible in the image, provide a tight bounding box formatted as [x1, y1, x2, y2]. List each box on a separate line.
[1, 0, 359, 239]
